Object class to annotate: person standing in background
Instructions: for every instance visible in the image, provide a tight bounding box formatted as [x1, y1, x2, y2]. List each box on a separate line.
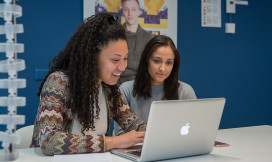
[119, 0, 153, 84]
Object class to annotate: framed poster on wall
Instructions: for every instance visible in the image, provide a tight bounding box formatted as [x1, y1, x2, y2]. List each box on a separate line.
[83, 0, 178, 45]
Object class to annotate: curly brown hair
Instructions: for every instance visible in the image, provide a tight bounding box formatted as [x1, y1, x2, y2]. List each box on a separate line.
[38, 13, 126, 134]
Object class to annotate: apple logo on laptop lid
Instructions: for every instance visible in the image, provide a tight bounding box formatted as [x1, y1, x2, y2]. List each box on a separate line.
[180, 122, 190, 136]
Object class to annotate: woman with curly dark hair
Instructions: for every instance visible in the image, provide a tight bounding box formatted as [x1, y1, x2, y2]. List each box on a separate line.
[115, 35, 196, 135]
[30, 12, 146, 155]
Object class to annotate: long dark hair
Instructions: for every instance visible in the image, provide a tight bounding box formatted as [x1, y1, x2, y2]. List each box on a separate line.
[133, 35, 180, 100]
[38, 13, 126, 134]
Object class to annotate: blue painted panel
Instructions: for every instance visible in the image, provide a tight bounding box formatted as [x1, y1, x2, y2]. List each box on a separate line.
[178, 0, 272, 128]
[35, 69, 48, 81]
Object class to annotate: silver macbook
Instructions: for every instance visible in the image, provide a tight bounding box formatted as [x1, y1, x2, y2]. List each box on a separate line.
[111, 98, 226, 161]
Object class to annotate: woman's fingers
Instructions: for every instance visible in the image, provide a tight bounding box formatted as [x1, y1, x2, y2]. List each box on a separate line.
[105, 130, 146, 150]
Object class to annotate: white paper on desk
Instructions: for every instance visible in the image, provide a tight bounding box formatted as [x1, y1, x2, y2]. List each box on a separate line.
[52, 152, 112, 162]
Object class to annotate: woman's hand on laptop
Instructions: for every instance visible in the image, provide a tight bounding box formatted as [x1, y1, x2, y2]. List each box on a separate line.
[106, 130, 145, 150]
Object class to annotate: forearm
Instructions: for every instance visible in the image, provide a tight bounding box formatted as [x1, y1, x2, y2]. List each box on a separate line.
[105, 131, 145, 150]
[41, 131, 105, 155]
[115, 110, 146, 133]
[105, 136, 115, 151]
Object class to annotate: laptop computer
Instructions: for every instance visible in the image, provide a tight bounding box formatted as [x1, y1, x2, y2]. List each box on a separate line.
[111, 98, 226, 161]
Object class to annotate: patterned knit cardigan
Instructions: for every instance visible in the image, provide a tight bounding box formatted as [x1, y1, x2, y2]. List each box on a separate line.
[30, 71, 146, 155]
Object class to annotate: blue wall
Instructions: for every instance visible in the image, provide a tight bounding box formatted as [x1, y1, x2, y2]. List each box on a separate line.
[178, 0, 272, 128]
[0, 0, 271, 138]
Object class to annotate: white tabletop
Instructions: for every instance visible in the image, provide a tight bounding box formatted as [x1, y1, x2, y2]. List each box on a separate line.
[4, 125, 272, 162]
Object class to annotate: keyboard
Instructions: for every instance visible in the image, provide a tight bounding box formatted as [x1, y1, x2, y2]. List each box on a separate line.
[127, 150, 142, 157]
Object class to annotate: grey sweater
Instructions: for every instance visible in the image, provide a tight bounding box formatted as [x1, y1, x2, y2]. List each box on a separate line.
[114, 80, 197, 135]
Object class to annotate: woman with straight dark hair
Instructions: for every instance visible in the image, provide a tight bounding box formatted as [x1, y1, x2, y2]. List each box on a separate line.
[115, 35, 196, 135]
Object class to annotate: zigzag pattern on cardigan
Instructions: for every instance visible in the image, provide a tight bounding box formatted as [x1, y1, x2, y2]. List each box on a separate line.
[30, 71, 146, 155]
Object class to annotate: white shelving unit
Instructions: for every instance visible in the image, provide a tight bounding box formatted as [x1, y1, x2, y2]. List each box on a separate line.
[0, 0, 26, 160]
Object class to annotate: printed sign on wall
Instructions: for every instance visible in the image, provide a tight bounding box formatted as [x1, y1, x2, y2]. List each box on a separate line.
[201, 0, 221, 28]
